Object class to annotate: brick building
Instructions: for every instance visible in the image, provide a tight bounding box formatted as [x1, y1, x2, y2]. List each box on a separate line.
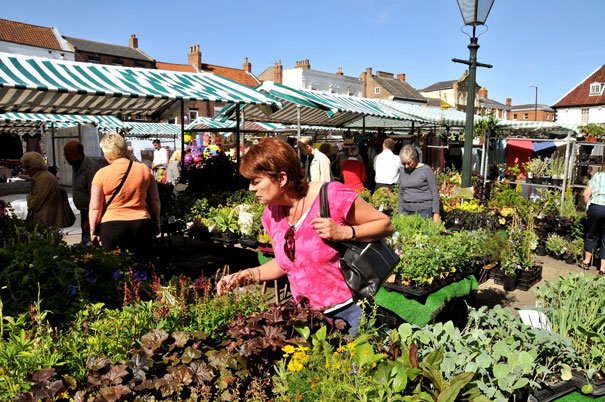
[359, 67, 426, 105]
[63, 34, 155, 68]
[0, 17, 74, 60]
[156, 45, 260, 123]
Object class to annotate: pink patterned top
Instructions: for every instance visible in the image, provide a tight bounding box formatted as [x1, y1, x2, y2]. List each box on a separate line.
[262, 182, 357, 309]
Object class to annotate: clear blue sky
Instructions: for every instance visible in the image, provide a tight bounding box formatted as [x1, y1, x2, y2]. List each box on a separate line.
[3, 0, 605, 106]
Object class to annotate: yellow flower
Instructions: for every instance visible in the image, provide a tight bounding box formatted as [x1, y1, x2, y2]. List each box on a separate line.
[337, 346, 345, 353]
[287, 360, 303, 372]
[346, 343, 355, 351]
[499, 218, 506, 225]
[282, 345, 295, 355]
[325, 362, 331, 369]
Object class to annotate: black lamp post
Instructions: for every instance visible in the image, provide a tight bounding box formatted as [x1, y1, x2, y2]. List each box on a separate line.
[530, 84, 538, 121]
[453, 0, 494, 188]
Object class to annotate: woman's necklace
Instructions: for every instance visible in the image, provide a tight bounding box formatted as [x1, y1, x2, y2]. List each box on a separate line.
[285, 196, 305, 227]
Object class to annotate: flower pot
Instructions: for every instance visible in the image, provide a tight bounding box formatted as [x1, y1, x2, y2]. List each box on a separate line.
[565, 255, 577, 265]
[517, 265, 543, 291]
[502, 273, 518, 291]
[551, 178, 563, 187]
[535, 245, 547, 256]
[526, 176, 535, 184]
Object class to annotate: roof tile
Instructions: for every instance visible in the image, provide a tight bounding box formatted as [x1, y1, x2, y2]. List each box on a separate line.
[201, 63, 259, 87]
[553, 65, 605, 107]
[0, 18, 62, 51]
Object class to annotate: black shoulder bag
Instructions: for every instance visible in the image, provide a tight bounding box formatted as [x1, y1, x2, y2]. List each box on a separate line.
[93, 160, 133, 236]
[319, 183, 399, 299]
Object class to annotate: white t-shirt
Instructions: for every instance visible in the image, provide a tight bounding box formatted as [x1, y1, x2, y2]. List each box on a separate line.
[153, 147, 168, 168]
[374, 149, 402, 185]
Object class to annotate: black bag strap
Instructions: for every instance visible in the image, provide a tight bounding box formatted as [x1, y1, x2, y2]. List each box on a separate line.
[319, 182, 331, 219]
[99, 160, 133, 219]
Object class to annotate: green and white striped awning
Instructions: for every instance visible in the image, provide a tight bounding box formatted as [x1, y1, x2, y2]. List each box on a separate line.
[186, 117, 290, 132]
[0, 52, 280, 116]
[0, 112, 126, 133]
[216, 81, 403, 127]
[124, 122, 182, 137]
[496, 120, 580, 134]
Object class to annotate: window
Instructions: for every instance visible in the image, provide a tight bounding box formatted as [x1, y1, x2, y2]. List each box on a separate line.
[513, 113, 517, 120]
[546, 113, 551, 121]
[523, 113, 528, 120]
[589, 82, 602, 95]
[374, 87, 381, 94]
[581, 108, 589, 123]
[167, 117, 177, 124]
[189, 109, 198, 121]
[88, 55, 100, 64]
[112, 58, 123, 66]
[135, 61, 147, 68]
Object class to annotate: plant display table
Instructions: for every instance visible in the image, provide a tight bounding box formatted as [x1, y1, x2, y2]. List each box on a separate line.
[375, 275, 478, 327]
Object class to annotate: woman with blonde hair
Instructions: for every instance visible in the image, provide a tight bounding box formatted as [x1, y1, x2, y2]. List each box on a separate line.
[166, 149, 182, 185]
[89, 133, 160, 257]
[20, 152, 67, 228]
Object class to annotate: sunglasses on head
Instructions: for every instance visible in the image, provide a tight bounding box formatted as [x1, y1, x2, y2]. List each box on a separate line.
[284, 225, 295, 261]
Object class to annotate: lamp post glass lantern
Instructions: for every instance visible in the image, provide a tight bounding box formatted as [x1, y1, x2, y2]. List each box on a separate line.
[454, 0, 494, 188]
[530, 84, 538, 121]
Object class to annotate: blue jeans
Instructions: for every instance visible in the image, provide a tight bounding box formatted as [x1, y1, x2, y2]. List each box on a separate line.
[326, 302, 362, 336]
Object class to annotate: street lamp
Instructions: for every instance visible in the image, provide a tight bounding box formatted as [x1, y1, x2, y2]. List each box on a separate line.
[529, 84, 538, 121]
[453, 0, 494, 188]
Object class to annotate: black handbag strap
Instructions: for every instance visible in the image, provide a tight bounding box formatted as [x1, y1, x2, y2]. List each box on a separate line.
[99, 160, 133, 219]
[319, 182, 331, 219]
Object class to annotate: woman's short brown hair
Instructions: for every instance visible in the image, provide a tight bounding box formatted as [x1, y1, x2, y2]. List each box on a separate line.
[240, 138, 308, 197]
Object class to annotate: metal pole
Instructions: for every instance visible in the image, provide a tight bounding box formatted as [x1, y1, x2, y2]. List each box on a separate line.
[180, 100, 185, 179]
[530, 85, 538, 121]
[235, 103, 241, 170]
[51, 122, 56, 167]
[461, 35, 479, 188]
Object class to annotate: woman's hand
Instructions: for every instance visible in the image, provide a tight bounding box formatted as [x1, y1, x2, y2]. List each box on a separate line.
[216, 269, 257, 295]
[91, 233, 101, 247]
[310, 215, 350, 241]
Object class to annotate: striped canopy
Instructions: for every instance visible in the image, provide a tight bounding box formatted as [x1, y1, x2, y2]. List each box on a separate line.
[124, 122, 182, 137]
[216, 81, 403, 127]
[0, 112, 125, 133]
[0, 52, 280, 116]
[186, 116, 290, 132]
[379, 101, 478, 127]
[496, 120, 580, 134]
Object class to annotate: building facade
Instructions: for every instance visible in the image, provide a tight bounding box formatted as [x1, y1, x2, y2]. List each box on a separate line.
[420, 71, 484, 112]
[63, 34, 155, 68]
[553, 65, 605, 124]
[359, 67, 426, 104]
[156, 45, 260, 123]
[0, 18, 74, 60]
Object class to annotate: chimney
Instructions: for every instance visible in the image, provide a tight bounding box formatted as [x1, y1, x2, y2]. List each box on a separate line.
[188, 45, 202, 69]
[336, 67, 343, 76]
[243, 57, 252, 73]
[274, 60, 283, 83]
[397, 73, 406, 82]
[376, 71, 394, 79]
[478, 87, 488, 99]
[506, 97, 512, 107]
[129, 34, 138, 49]
[295, 58, 311, 69]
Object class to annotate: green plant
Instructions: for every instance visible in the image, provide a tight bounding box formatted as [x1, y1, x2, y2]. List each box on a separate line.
[545, 234, 567, 257]
[524, 157, 548, 178]
[559, 187, 579, 218]
[579, 123, 605, 139]
[549, 154, 565, 178]
[402, 305, 580, 401]
[536, 274, 605, 375]
[208, 206, 239, 234]
[508, 164, 521, 178]
[371, 186, 398, 216]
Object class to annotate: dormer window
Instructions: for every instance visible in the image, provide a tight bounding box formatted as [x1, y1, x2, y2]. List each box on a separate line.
[589, 82, 603, 95]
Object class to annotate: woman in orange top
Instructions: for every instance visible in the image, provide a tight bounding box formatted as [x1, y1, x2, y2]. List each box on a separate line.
[89, 133, 160, 258]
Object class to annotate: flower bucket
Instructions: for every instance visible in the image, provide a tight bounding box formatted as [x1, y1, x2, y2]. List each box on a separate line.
[502, 273, 518, 291]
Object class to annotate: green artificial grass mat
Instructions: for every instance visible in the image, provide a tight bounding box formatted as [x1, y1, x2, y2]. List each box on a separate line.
[553, 391, 604, 401]
[375, 275, 478, 327]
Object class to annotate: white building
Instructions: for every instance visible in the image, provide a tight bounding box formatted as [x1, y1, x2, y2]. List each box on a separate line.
[0, 18, 74, 60]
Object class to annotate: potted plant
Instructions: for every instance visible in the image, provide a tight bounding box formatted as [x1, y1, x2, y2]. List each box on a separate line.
[209, 206, 239, 241]
[550, 154, 565, 186]
[525, 157, 548, 184]
[545, 233, 567, 259]
[564, 238, 584, 265]
[507, 164, 521, 182]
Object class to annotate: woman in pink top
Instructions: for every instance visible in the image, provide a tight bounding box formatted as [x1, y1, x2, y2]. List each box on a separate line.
[217, 138, 393, 334]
